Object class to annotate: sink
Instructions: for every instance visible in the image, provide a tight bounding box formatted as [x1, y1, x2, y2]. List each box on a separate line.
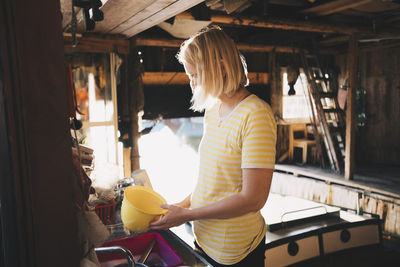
[96, 232, 182, 267]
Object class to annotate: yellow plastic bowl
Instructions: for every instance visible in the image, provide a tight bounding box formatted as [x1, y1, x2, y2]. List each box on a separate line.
[121, 186, 168, 233]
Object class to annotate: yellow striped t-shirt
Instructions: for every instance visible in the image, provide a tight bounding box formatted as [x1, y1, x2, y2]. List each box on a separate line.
[191, 94, 276, 265]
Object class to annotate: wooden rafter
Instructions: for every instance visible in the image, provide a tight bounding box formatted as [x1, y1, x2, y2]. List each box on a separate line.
[135, 37, 299, 53]
[319, 35, 350, 46]
[176, 11, 400, 36]
[301, 0, 373, 16]
[236, 43, 298, 53]
[63, 35, 130, 54]
[136, 37, 182, 48]
[142, 72, 269, 85]
[177, 11, 355, 34]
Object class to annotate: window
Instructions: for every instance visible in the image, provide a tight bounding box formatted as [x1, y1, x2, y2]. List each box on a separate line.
[282, 68, 312, 122]
[68, 53, 122, 174]
[138, 117, 202, 204]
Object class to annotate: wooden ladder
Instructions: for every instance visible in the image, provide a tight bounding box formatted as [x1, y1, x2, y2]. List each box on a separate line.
[300, 50, 346, 173]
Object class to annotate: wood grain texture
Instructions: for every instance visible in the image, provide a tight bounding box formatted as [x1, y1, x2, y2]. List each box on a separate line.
[301, 0, 372, 16]
[110, 0, 176, 34]
[121, 0, 204, 37]
[95, 0, 159, 33]
[64, 36, 130, 54]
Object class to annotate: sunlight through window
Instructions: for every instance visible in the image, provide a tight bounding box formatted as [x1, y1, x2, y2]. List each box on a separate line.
[139, 118, 202, 204]
[282, 70, 312, 120]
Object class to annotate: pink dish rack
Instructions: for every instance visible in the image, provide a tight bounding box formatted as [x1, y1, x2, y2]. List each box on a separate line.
[97, 232, 183, 267]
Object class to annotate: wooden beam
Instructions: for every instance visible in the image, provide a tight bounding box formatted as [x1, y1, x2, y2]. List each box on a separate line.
[177, 11, 400, 36]
[142, 72, 269, 85]
[345, 34, 358, 180]
[319, 35, 350, 46]
[301, 0, 372, 16]
[268, 50, 282, 123]
[237, 43, 298, 53]
[120, 0, 204, 37]
[135, 37, 299, 53]
[63, 35, 130, 54]
[136, 37, 183, 48]
[360, 40, 400, 52]
[209, 13, 355, 34]
[317, 39, 400, 56]
[143, 72, 189, 85]
[123, 147, 132, 177]
[131, 110, 140, 172]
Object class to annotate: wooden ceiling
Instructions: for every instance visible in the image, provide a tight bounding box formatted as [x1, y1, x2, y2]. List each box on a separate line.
[61, 0, 400, 48]
[61, 0, 204, 37]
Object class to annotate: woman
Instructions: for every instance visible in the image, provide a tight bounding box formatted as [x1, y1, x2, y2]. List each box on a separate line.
[150, 26, 276, 266]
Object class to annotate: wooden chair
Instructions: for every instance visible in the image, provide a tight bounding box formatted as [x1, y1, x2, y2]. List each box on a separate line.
[289, 124, 316, 164]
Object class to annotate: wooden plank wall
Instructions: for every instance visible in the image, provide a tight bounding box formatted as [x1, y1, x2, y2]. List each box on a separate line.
[1, 0, 80, 265]
[335, 45, 400, 166]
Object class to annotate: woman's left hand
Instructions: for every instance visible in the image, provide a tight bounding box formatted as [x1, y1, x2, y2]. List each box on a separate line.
[149, 204, 191, 230]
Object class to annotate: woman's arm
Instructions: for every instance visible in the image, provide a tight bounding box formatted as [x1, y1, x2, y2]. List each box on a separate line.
[150, 168, 273, 230]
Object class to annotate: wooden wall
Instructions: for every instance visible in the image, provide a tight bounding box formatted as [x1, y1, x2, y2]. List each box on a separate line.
[1, 0, 80, 266]
[335, 45, 400, 166]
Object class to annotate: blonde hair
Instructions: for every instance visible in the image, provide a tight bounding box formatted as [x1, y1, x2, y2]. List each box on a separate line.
[177, 26, 249, 111]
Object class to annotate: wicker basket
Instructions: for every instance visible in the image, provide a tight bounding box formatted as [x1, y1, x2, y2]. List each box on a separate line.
[95, 200, 117, 225]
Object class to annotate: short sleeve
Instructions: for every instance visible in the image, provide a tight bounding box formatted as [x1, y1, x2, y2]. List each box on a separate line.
[241, 108, 276, 169]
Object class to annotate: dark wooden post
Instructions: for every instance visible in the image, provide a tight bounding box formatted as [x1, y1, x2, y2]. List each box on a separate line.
[0, 0, 79, 266]
[269, 50, 282, 120]
[345, 34, 359, 180]
[129, 40, 145, 172]
[131, 110, 141, 172]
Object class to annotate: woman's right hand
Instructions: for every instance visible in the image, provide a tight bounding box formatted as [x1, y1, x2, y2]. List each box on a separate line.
[149, 204, 192, 230]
